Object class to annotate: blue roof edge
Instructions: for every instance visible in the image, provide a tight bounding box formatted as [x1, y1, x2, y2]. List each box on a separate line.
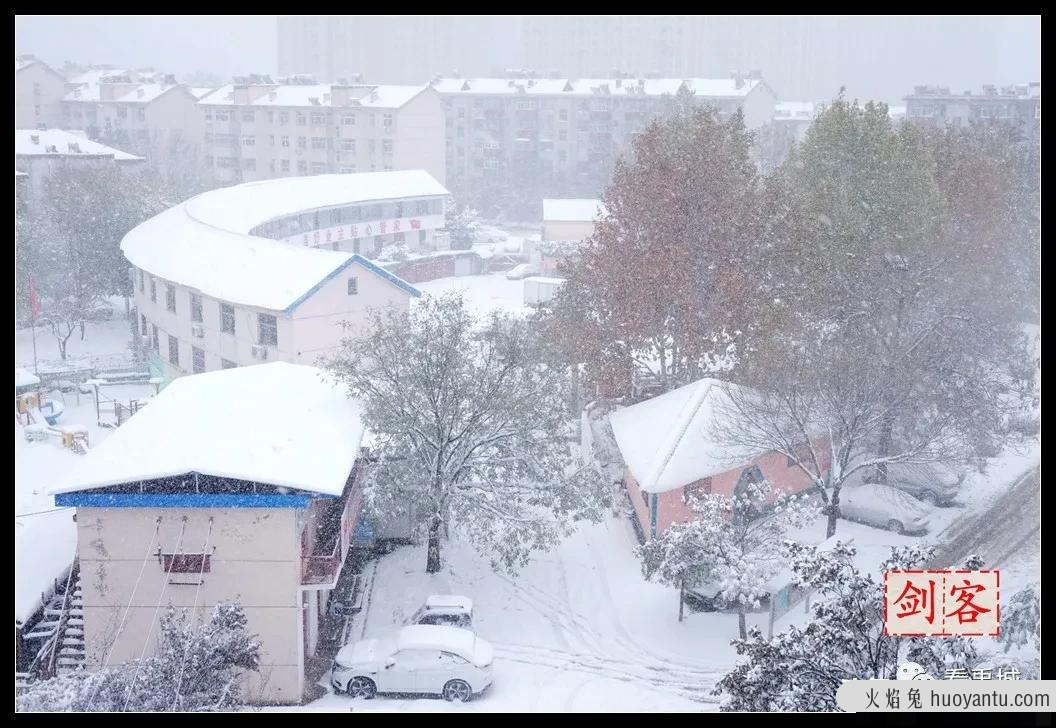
[284, 253, 422, 313]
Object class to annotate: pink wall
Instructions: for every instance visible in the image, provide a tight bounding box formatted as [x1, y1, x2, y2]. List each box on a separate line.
[626, 437, 831, 538]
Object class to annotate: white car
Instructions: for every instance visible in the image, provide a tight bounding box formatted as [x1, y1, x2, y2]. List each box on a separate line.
[332, 625, 494, 702]
[411, 594, 474, 629]
[839, 481, 931, 535]
[505, 263, 538, 280]
[878, 462, 964, 506]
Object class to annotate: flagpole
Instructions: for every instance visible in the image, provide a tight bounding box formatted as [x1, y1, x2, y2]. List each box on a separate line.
[31, 321, 38, 375]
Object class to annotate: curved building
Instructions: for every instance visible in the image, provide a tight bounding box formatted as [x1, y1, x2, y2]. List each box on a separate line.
[125, 170, 447, 382]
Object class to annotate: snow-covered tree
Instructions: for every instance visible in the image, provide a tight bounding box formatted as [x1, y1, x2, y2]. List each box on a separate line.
[715, 98, 1036, 538]
[327, 293, 610, 573]
[637, 477, 818, 633]
[16, 602, 260, 712]
[443, 201, 483, 250]
[999, 584, 1041, 654]
[713, 543, 983, 711]
[544, 105, 759, 396]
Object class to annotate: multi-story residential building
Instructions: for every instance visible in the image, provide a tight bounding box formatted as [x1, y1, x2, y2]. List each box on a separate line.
[14, 55, 66, 129]
[15, 128, 144, 209]
[904, 83, 1041, 139]
[123, 171, 447, 383]
[432, 74, 777, 212]
[197, 77, 446, 186]
[62, 72, 212, 178]
[48, 361, 372, 704]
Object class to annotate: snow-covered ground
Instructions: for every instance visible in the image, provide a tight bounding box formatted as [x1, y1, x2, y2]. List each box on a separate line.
[15, 298, 134, 371]
[415, 271, 532, 319]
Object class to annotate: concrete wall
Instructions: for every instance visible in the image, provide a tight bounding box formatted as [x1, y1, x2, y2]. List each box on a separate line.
[76, 507, 304, 704]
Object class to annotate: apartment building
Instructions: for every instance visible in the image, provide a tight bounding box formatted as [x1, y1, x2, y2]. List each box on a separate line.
[433, 74, 777, 210]
[123, 171, 445, 384]
[197, 77, 446, 186]
[62, 72, 212, 177]
[904, 83, 1041, 140]
[15, 128, 144, 209]
[14, 55, 66, 129]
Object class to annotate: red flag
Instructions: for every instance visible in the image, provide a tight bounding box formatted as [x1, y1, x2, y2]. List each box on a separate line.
[28, 277, 40, 321]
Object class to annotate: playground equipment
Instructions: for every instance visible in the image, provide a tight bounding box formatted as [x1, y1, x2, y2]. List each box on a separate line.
[23, 423, 89, 454]
[15, 392, 65, 426]
[83, 378, 152, 428]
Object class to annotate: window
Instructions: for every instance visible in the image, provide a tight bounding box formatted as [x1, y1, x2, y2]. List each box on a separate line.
[559, 109, 568, 122]
[296, 112, 307, 125]
[192, 347, 205, 373]
[189, 294, 203, 323]
[268, 135, 275, 147]
[419, 230, 427, 244]
[151, 325, 159, 352]
[162, 553, 210, 573]
[168, 335, 179, 366]
[221, 359, 237, 369]
[140, 313, 147, 335]
[214, 110, 230, 122]
[136, 108, 146, 122]
[298, 160, 308, 174]
[279, 111, 289, 125]
[558, 129, 567, 141]
[297, 136, 307, 149]
[281, 135, 289, 147]
[221, 303, 235, 334]
[340, 139, 356, 152]
[347, 277, 358, 295]
[311, 136, 327, 150]
[382, 139, 393, 153]
[166, 285, 176, 313]
[150, 278, 157, 303]
[310, 112, 326, 126]
[281, 159, 290, 172]
[258, 314, 278, 346]
[340, 166, 356, 173]
[204, 109, 213, 120]
[242, 136, 255, 146]
[244, 158, 256, 171]
[341, 114, 355, 125]
[682, 477, 712, 504]
[242, 111, 255, 122]
[138, 269, 144, 293]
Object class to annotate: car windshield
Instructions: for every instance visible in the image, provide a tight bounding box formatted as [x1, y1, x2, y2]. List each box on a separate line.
[418, 613, 471, 627]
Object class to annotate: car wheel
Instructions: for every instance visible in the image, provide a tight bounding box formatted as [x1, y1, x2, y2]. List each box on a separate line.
[920, 491, 941, 507]
[887, 519, 906, 535]
[442, 679, 472, 703]
[346, 676, 377, 699]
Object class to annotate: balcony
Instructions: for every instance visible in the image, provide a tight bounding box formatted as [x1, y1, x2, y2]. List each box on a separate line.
[300, 461, 365, 586]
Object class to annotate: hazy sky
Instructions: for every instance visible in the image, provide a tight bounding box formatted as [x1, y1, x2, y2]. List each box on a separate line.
[14, 15, 1040, 103]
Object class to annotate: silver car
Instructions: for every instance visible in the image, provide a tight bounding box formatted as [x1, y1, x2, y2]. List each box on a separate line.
[847, 463, 963, 507]
[839, 481, 931, 535]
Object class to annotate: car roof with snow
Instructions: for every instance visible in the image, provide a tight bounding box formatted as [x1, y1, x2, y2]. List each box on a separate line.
[396, 624, 478, 659]
[424, 595, 473, 612]
[844, 480, 930, 514]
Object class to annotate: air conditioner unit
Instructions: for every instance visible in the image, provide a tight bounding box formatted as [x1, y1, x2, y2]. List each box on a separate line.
[251, 344, 269, 360]
[191, 324, 205, 338]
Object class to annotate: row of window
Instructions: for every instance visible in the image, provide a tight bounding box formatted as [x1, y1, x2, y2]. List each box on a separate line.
[250, 199, 441, 240]
[210, 134, 394, 153]
[206, 109, 394, 128]
[143, 317, 234, 374]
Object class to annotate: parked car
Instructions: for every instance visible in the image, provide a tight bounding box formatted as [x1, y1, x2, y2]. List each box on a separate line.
[332, 625, 494, 702]
[867, 462, 964, 506]
[411, 595, 474, 629]
[839, 481, 931, 535]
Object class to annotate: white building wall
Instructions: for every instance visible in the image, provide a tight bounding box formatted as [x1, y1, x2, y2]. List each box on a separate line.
[393, 90, 447, 185]
[76, 507, 304, 704]
[15, 63, 67, 129]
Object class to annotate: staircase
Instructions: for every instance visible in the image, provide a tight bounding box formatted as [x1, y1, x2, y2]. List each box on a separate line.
[24, 567, 85, 679]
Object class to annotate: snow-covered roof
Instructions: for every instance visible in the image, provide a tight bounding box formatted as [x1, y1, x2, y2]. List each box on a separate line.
[888, 105, 907, 119]
[542, 198, 605, 222]
[608, 378, 762, 493]
[47, 363, 364, 498]
[121, 171, 441, 311]
[63, 82, 185, 105]
[15, 168, 27, 177]
[198, 83, 428, 108]
[433, 77, 764, 98]
[16, 368, 40, 388]
[397, 625, 477, 660]
[188, 86, 216, 100]
[15, 129, 144, 161]
[524, 276, 566, 286]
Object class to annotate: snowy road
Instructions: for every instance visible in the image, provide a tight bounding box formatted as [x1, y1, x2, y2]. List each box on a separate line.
[300, 516, 757, 712]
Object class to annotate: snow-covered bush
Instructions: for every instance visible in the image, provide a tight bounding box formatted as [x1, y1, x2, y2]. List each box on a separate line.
[16, 602, 260, 713]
